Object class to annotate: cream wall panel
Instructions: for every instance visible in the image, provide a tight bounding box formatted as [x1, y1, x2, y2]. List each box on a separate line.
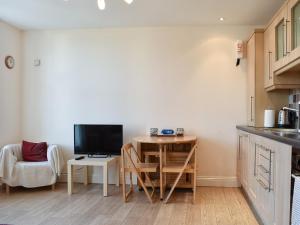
[21, 26, 255, 185]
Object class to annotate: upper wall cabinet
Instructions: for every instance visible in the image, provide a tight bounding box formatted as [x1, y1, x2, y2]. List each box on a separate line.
[264, 0, 300, 91]
[264, 20, 275, 88]
[273, 4, 288, 73]
[285, 0, 300, 67]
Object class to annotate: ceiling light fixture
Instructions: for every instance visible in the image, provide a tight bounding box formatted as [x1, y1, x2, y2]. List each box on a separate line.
[124, 0, 133, 4]
[219, 17, 224, 21]
[98, 0, 106, 10]
[97, 0, 134, 10]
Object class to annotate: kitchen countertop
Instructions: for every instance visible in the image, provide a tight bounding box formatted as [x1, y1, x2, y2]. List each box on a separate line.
[236, 125, 300, 149]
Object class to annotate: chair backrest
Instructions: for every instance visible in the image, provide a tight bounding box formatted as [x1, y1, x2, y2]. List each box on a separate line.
[121, 143, 142, 170]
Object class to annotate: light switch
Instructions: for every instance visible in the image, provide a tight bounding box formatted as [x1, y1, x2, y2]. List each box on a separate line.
[34, 59, 41, 67]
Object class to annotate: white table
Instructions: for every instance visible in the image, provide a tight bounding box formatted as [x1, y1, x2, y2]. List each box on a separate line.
[67, 157, 120, 197]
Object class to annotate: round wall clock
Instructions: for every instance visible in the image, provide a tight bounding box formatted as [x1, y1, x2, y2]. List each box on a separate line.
[5, 56, 15, 69]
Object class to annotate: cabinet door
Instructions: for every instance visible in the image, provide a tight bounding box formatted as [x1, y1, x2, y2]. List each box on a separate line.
[286, 0, 300, 64]
[264, 24, 275, 88]
[273, 4, 289, 72]
[254, 136, 292, 225]
[241, 135, 249, 189]
[247, 135, 258, 205]
[273, 141, 292, 225]
[255, 138, 276, 225]
[237, 132, 249, 190]
[247, 35, 255, 126]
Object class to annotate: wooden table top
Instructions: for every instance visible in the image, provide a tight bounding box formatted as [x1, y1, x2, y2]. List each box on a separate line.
[134, 136, 197, 144]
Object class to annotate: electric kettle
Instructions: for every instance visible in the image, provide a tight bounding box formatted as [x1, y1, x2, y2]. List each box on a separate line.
[278, 109, 290, 128]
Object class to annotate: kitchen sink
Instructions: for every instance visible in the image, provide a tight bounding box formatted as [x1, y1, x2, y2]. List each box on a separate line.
[268, 130, 300, 139]
[258, 128, 298, 132]
[256, 128, 300, 139]
[272, 132, 300, 140]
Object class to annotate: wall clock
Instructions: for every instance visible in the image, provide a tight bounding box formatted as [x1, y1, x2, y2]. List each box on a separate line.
[5, 56, 15, 69]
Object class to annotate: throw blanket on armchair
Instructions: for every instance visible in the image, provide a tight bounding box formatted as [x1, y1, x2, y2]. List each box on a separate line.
[0, 144, 64, 188]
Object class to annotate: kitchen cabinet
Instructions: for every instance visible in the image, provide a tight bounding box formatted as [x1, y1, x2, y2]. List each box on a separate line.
[284, 0, 300, 70]
[262, 0, 300, 90]
[264, 21, 275, 89]
[237, 131, 249, 189]
[254, 136, 276, 225]
[264, 1, 300, 91]
[237, 131, 292, 225]
[247, 136, 259, 204]
[273, 4, 288, 73]
[247, 30, 288, 126]
[247, 33, 257, 126]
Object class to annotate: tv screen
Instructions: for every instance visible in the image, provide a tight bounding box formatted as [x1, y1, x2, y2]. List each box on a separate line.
[74, 124, 123, 156]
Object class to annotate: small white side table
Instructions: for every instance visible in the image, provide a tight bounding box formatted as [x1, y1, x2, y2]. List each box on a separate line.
[67, 156, 120, 197]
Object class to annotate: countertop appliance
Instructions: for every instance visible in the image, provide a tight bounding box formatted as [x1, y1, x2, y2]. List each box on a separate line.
[264, 109, 275, 128]
[278, 108, 297, 129]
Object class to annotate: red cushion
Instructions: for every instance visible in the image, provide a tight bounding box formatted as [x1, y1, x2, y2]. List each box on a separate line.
[22, 141, 48, 162]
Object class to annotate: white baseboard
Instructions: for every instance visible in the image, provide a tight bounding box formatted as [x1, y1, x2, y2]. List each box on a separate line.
[59, 172, 240, 188]
[197, 176, 240, 187]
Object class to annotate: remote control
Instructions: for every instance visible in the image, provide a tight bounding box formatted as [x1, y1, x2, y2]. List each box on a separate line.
[75, 156, 85, 160]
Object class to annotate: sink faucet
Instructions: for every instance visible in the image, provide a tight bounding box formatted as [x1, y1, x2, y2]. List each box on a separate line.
[283, 105, 300, 132]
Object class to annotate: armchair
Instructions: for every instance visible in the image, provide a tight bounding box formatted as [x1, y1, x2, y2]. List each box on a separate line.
[0, 144, 64, 193]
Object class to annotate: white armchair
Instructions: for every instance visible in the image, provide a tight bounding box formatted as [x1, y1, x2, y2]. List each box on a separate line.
[0, 144, 64, 193]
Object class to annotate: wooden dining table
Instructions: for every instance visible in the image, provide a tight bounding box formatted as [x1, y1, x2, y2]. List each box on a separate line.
[134, 135, 197, 200]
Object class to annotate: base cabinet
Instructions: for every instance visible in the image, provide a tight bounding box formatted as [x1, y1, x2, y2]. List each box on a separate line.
[238, 132, 249, 189]
[247, 137, 258, 204]
[237, 131, 292, 225]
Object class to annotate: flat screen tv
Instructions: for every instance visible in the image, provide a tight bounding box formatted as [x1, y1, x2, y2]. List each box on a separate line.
[74, 124, 123, 157]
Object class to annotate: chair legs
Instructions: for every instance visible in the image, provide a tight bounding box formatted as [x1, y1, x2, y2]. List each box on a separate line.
[122, 171, 133, 202]
[122, 170, 155, 204]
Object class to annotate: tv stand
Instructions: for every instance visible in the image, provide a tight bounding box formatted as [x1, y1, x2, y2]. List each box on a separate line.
[88, 154, 111, 158]
[67, 156, 120, 197]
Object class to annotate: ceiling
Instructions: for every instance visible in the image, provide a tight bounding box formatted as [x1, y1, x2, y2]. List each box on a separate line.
[0, 0, 285, 30]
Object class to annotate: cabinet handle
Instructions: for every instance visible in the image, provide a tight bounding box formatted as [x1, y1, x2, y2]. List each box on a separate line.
[250, 96, 254, 122]
[268, 151, 274, 192]
[254, 143, 257, 176]
[257, 179, 269, 190]
[238, 136, 242, 160]
[268, 51, 272, 80]
[285, 20, 291, 55]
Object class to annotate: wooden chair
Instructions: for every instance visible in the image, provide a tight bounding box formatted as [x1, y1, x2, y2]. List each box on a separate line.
[163, 144, 197, 204]
[121, 143, 158, 203]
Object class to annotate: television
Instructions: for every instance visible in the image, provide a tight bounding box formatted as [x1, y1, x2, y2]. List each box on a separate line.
[74, 124, 123, 157]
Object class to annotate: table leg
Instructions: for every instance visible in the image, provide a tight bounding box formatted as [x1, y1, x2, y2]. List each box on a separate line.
[163, 145, 167, 196]
[83, 166, 88, 186]
[116, 158, 120, 187]
[68, 163, 73, 195]
[103, 163, 108, 197]
[159, 144, 163, 200]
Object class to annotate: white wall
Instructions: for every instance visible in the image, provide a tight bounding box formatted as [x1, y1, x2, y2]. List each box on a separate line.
[0, 21, 21, 147]
[21, 26, 254, 186]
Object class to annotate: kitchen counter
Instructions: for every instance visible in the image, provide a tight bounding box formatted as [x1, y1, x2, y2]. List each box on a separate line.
[237, 125, 300, 149]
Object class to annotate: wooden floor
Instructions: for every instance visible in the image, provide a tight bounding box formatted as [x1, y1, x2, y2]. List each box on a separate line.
[0, 183, 259, 225]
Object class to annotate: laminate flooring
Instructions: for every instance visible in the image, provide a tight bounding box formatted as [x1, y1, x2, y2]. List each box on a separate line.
[0, 183, 259, 225]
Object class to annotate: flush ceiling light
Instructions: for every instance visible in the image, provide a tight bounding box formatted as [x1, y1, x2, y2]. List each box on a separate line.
[97, 0, 134, 10]
[219, 17, 225, 21]
[98, 0, 106, 10]
[124, 0, 133, 4]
